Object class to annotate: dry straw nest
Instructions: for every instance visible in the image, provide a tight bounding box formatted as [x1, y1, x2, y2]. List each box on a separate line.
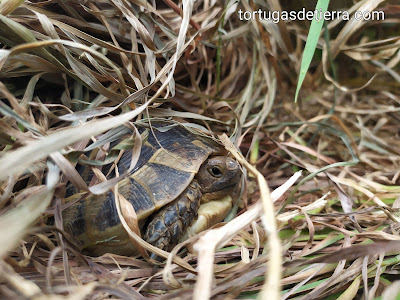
[0, 0, 400, 299]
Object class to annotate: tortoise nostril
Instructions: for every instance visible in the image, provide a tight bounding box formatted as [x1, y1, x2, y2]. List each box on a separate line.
[226, 158, 238, 170]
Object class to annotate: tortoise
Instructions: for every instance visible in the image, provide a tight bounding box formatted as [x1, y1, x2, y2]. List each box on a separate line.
[62, 123, 242, 258]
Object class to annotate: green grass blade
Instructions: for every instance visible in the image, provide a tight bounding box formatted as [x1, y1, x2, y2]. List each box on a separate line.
[295, 0, 330, 102]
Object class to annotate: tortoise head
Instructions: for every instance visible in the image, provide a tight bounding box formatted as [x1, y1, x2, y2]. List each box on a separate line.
[195, 156, 242, 202]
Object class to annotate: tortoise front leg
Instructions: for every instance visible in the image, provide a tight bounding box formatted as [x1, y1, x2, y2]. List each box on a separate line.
[143, 180, 201, 260]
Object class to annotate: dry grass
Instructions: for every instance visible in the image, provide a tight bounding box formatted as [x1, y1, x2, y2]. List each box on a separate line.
[0, 0, 400, 299]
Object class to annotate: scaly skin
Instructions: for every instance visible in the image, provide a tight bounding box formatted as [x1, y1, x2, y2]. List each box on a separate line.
[143, 180, 202, 259]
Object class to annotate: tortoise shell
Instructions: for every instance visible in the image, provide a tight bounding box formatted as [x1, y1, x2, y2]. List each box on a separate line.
[63, 124, 226, 255]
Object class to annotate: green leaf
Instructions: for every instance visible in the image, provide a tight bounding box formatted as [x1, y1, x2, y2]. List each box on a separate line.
[295, 0, 330, 102]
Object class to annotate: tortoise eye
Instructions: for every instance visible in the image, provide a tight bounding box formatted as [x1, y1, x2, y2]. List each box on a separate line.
[209, 166, 223, 178]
